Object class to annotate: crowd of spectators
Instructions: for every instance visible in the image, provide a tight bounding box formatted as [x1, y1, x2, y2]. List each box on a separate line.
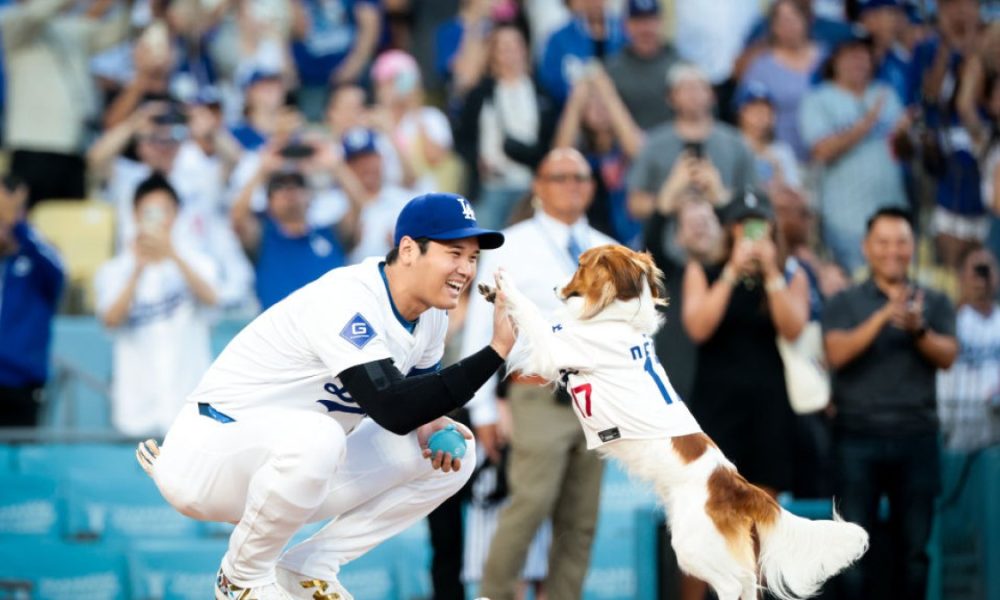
[2, 0, 999, 598]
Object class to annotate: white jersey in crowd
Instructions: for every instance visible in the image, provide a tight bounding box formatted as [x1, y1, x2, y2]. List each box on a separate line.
[188, 257, 448, 434]
[522, 295, 702, 450]
[936, 304, 1000, 452]
[95, 246, 219, 437]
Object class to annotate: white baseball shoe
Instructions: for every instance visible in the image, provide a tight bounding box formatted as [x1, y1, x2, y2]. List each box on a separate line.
[275, 566, 354, 600]
[215, 568, 294, 600]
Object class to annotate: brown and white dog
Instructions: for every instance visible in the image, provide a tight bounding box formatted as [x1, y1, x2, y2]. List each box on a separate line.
[483, 244, 868, 600]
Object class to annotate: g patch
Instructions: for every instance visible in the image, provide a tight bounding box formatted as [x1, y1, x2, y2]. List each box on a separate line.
[340, 313, 377, 349]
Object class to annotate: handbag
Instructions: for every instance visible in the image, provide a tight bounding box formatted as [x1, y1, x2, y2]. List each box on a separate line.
[777, 321, 830, 415]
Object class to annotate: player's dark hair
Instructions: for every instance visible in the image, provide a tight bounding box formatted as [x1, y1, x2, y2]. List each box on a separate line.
[865, 206, 913, 234]
[385, 237, 431, 264]
[133, 172, 181, 208]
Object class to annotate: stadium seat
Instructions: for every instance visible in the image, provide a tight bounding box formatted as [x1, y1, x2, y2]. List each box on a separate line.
[47, 318, 114, 430]
[29, 199, 115, 313]
[0, 473, 62, 537]
[127, 539, 228, 600]
[0, 444, 14, 473]
[15, 443, 142, 479]
[0, 539, 128, 600]
[63, 472, 200, 540]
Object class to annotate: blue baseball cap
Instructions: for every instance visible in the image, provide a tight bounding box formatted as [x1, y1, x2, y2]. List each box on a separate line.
[394, 193, 505, 249]
[342, 128, 379, 161]
[242, 68, 282, 90]
[858, 0, 903, 15]
[735, 81, 774, 110]
[627, 0, 660, 18]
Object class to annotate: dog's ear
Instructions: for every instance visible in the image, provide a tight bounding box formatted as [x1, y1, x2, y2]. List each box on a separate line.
[636, 251, 669, 307]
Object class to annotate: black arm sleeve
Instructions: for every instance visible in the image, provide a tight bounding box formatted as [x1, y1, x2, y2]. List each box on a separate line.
[337, 346, 505, 435]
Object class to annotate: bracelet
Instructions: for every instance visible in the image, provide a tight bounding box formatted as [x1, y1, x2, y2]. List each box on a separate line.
[912, 325, 928, 340]
[765, 276, 787, 292]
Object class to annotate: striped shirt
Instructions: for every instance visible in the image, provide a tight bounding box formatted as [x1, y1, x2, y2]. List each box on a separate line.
[937, 305, 1000, 451]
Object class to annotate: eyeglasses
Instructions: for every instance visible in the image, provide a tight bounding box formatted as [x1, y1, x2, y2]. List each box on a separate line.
[542, 173, 591, 183]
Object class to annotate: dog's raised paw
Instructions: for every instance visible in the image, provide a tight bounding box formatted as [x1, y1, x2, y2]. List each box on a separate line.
[478, 283, 497, 304]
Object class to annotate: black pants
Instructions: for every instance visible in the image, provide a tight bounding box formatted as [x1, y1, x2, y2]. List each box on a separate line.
[9, 149, 86, 209]
[0, 386, 43, 427]
[835, 431, 940, 600]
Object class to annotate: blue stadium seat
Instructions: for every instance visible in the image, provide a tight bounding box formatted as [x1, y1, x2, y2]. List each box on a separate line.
[48, 316, 114, 430]
[0, 444, 14, 473]
[0, 473, 62, 537]
[15, 443, 143, 479]
[127, 539, 228, 600]
[0, 539, 128, 600]
[63, 472, 200, 540]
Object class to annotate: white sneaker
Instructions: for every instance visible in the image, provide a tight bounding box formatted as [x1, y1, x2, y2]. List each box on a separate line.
[215, 568, 294, 600]
[275, 566, 354, 600]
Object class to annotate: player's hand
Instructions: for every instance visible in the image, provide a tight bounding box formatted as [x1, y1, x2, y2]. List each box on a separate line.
[489, 272, 516, 359]
[418, 417, 473, 473]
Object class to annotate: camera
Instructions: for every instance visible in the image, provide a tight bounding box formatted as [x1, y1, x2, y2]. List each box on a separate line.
[279, 142, 316, 159]
[684, 140, 705, 159]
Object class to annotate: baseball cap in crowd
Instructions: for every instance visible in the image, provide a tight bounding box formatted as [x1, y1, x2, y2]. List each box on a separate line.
[394, 193, 505, 250]
[720, 188, 774, 224]
[371, 50, 421, 95]
[189, 85, 222, 107]
[342, 128, 379, 161]
[627, 0, 660, 18]
[734, 81, 775, 110]
[266, 171, 307, 196]
[857, 0, 903, 15]
[242, 68, 283, 90]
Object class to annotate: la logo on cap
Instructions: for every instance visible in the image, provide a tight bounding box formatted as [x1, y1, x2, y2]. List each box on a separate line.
[458, 197, 476, 221]
[745, 191, 758, 208]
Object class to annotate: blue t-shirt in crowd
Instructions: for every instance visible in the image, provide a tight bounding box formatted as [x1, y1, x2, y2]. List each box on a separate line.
[292, 0, 379, 86]
[539, 15, 627, 103]
[254, 215, 346, 310]
[434, 18, 464, 81]
[0, 223, 65, 387]
[875, 47, 911, 107]
[908, 36, 984, 216]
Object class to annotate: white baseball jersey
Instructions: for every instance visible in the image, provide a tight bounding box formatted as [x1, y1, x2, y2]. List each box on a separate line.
[539, 296, 702, 449]
[188, 257, 448, 434]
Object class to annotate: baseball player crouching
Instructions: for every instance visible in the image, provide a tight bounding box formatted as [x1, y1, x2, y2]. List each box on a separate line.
[136, 193, 515, 600]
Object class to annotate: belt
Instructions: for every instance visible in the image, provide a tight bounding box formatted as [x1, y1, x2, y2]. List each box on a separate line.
[508, 373, 549, 386]
[198, 403, 236, 424]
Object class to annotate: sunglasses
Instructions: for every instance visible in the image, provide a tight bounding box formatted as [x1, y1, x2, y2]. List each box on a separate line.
[543, 173, 591, 183]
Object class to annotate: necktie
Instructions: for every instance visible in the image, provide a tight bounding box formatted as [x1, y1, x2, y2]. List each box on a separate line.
[567, 232, 584, 264]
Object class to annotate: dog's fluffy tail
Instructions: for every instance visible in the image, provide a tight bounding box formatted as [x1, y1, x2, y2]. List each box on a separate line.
[757, 504, 869, 600]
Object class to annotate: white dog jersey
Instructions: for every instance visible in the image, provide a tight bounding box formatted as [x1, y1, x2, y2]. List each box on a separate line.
[187, 257, 448, 434]
[512, 295, 702, 449]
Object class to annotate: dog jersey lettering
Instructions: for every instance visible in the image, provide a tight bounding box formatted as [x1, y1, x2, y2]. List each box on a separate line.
[187, 257, 447, 434]
[550, 324, 702, 449]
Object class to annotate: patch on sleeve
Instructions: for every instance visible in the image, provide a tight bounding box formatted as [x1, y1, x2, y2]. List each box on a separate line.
[340, 313, 377, 349]
[598, 427, 621, 443]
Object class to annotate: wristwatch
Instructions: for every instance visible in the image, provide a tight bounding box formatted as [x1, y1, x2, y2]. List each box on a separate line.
[913, 325, 928, 340]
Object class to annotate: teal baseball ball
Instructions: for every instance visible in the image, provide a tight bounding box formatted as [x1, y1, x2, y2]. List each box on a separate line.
[428, 424, 467, 459]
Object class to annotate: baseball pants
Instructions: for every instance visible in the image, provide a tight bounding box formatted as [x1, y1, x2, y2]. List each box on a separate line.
[151, 403, 475, 586]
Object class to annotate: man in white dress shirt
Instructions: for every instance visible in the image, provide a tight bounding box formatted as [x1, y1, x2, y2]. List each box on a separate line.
[463, 147, 616, 600]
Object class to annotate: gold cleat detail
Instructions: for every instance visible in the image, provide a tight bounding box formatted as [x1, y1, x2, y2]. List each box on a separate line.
[298, 580, 342, 600]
